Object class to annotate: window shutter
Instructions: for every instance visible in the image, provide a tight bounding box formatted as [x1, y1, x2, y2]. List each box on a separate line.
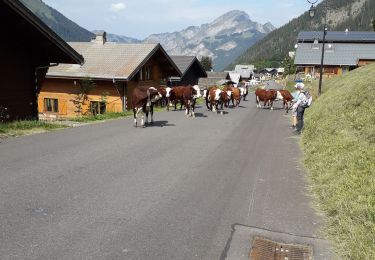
[59, 100, 68, 115]
[38, 97, 45, 112]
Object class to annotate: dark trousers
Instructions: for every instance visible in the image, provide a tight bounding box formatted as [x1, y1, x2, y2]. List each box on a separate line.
[296, 106, 305, 132]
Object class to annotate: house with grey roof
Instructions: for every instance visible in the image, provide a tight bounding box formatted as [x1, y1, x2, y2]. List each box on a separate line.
[169, 56, 207, 86]
[39, 32, 181, 118]
[0, 0, 83, 121]
[294, 31, 375, 78]
[198, 72, 230, 89]
[234, 64, 255, 79]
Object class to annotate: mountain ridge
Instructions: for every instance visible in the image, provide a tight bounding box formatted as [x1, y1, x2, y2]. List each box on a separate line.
[142, 10, 275, 70]
[20, 1, 275, 70]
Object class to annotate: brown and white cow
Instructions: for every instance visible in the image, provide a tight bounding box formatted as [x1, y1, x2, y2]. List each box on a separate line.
[206, 87, 222, 113]
[221, 86, 232, 109]
[156, 86, 170, 108]
[238, 83, 249, 101]
[276, 89, 293, 113]
[182, 85, 200, 117]
[166, 85, 201, 112]
[229, 86, 241, 107]
[255, 88, 277, 110]
[132, 86, 162, 127]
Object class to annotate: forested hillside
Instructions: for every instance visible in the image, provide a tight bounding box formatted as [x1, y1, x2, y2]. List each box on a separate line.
[228, 0, 375, 70]
[20, 0, 94, 42]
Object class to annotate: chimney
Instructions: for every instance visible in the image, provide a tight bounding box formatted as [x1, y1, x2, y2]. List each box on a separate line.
[92, 31, 107, 44]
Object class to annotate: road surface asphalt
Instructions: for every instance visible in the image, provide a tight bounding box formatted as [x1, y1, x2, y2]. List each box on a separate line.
[0, 94, 330, 259]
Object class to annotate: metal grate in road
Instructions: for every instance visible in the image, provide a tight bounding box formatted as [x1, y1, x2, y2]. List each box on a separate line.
[250, 236, 313, 260]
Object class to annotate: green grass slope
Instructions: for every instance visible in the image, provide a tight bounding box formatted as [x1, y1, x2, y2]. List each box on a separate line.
[302, 64, 375, 259]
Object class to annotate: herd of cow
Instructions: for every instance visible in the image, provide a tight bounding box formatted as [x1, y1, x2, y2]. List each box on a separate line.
[131, 84, 293, 128]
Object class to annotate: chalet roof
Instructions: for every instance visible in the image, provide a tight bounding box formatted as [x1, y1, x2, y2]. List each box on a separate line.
[294, 42, 375, 66]
[47, 42, 181, 80]
[1, 0, 83, 65]
[234, 64, 255, 78]
[198, 71, 229, 88]
[206, 71, 229, 79]
[170, 56, 207, 78]
[297, 31, 375, 43]
[228, 72, 241, 84]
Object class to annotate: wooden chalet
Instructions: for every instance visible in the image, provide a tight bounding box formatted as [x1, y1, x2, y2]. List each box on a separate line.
[295, 31, 375, 78]
[0, 0, 83, 121]
[169, 56, 207, 86]
[39, 32, 181, 119]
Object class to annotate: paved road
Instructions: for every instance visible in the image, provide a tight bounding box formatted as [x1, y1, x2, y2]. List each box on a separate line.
[0, 96, 323, 260]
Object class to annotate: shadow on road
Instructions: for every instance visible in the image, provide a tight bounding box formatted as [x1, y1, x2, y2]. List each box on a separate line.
[194, 113, 207, 118]
[146, 121, 175, 127]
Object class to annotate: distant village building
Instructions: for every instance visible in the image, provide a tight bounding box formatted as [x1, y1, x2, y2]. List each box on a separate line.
[0, 0, 83, 121]
[228, 72, 242, 85]
[39, 32, 181, 119]
[234, 64, 255, 80]
[294, 31, 375, 77]
[169, 56, 207, 86]
[198, 72, 230, 89]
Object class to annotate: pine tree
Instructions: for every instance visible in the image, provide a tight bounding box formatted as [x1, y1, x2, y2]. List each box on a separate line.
[200, 56, 213, 71]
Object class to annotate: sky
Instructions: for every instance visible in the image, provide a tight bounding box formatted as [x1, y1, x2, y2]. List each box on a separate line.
[43, 0, 323, 40]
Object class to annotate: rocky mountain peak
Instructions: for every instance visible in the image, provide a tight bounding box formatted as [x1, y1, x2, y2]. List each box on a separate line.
[212, 10, 250, 24]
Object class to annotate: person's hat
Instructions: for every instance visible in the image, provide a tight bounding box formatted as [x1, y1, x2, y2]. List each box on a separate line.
[295, 82, 305, 90]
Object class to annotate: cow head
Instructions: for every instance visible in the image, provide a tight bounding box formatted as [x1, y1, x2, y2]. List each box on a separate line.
[239, 87, 245, 96]
[192, 85, 202, 98]
[165, 87, 172, 98]
[214, 89, 222, 101]
[276, 91, 284, 101]
[226, 90, 232, 99]
[148, 87, 162, 103]
[203, 89, 208, 99]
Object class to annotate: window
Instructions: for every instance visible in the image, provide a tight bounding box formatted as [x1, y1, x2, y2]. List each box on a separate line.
[90, 101, 106, 115]
[44, 98, 58, 112]
[312, 39, 320, 50]
[139, 65, 152, 81]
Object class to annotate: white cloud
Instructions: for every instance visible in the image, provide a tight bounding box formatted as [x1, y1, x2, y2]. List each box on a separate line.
[110, 2, 126, 12]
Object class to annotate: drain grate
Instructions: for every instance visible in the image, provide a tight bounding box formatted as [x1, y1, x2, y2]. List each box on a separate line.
[250, 236, 313, 260]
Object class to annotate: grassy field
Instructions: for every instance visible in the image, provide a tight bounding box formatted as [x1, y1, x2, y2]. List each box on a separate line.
[302, 64, 375, 259]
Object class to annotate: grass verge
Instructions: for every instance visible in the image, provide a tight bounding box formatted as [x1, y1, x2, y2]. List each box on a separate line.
[0, 120, 67, 137]
[69, 111, 133, 122]
[302, 64, 375, 259]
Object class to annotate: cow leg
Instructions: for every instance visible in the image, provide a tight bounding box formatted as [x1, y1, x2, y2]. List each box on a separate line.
[270, 101, 274, 111]
[135, 107, 143, 127]
[145, 108, 149, 125]
[141, 110, 145, 127]
[206, 98, 211, 110]
[191, 100, 195, 118]
[150, 105, 154, 124]
[133, 108, 137, 127]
